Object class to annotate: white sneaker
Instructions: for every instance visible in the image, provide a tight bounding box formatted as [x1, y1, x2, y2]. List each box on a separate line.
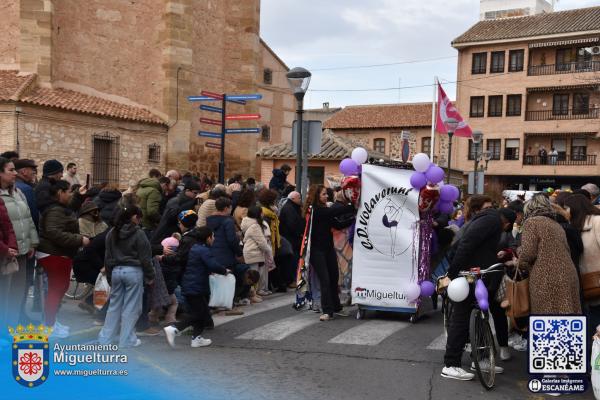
[54, 321, 70, 334]
[163, 326, 180, 348]
[508, 332, 521, 346]
[471, 360, 504, 374]
[50, 326, 69, 339]
[441, 366, 474, 381]
[133, 338, 142, 347]
[191, 336, 212, 347]
[513, 339, 528, 352]
[499, 346, 512, 361]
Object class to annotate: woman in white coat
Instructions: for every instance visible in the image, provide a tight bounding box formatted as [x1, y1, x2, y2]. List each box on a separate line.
[241, 206, 272, 298]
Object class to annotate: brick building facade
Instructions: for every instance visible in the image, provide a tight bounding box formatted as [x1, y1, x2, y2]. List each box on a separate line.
[0, 0, 293, 185]
[451, 6, 600, 193]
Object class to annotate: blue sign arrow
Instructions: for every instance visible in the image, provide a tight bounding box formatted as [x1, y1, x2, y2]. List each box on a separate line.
[226, 94, 263, 101]
[225, 128, 261, 134]
[198, 131, 222, 138]
[225, 98, 246, 105]
[188, 96, 220, 102]
[200, 105, 223, 113]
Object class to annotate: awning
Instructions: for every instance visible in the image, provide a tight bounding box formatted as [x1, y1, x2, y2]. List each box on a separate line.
[524, 132, 598, 138]
[527, 84, 599, 93]
[529, 37, 600, 49]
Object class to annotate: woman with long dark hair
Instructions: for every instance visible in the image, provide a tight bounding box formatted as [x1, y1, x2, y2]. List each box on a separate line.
[98, 205, 154, 347]
[37, 179, 89, 337]
[303, 184, 354, 321]
[0, 156, 33, 332]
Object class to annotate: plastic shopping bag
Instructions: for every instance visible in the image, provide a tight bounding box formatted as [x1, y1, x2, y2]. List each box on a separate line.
[93, 273, 110, 311]
[208, 273, 236, 309]
[593, 334, 600, 399]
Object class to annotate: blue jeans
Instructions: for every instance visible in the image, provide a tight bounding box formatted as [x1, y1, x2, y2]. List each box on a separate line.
[98, 266, 144, 347]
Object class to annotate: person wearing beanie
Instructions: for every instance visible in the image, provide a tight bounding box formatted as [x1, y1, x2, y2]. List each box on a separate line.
[160, 210, 202, 310]
[35, 160, 83, 213]
[151, 181, 201, 246]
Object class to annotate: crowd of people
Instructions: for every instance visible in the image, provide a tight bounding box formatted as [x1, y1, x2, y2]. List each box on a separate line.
[0, 154, 355, 349]
[2, 148, 598, 384]
[439, 183, 600, 384]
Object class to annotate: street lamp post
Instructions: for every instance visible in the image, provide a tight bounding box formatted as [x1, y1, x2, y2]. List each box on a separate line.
[445, 118, 459, 184]
[472, 131, 483, 194]
[286, 67, 312, 199]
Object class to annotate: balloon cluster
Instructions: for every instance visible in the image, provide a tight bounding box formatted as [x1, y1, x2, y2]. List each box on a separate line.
[339, 147, 369, 208]
[445, 277, 488, 310]
[404, 280, 436, 302]
[409, 153, 459, 214]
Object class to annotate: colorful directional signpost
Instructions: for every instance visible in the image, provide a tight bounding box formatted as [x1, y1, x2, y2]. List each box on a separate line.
[188, 91, 263, 183]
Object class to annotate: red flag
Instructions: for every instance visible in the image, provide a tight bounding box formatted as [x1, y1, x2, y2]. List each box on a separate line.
[436, 83, 472, 138]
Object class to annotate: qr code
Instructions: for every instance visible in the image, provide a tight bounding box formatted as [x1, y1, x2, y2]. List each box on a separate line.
[529, 316, 587, 374]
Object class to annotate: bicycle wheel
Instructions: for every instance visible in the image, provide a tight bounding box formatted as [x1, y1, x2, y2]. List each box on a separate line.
[64, 271, 93, 300]
[442, 295, 453, 337]
[469, 308, 496, 390]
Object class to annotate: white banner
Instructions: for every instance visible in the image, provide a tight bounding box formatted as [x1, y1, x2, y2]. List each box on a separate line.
[351, 165, 420, 311]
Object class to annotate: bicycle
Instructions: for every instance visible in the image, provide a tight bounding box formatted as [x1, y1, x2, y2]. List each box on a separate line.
[458, 262, 505, 390]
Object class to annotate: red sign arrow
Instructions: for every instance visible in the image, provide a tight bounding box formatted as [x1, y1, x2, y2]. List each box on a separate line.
[225, 113, 261, 121]
[199, 117, 222, 126]
[200, 91, 224, 100]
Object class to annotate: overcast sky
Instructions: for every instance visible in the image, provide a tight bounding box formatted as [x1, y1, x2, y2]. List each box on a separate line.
[260, 0, 600, 109]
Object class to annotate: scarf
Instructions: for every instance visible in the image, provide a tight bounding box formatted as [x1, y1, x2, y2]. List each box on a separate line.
[294, 206, 313, 310]
[261, 206, 281, 253]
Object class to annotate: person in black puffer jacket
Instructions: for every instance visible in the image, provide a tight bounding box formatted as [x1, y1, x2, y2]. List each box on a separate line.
[442, 195, 504, 381]
[151, 180, 200, 246]
[93, 185, 122, 226]
[163, 226, 228, 348]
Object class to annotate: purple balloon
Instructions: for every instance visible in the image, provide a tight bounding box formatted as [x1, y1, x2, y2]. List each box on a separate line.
[475, 279, 488, 302]
[410, 172, 427, 189]
[448, 185, 460, 201]
[425, 165, 445, 184]
[420, 281, 435, 297]
[438, 201, 454, 214]
[340, 159, 359, 176]
[440, 185, 456, 202]
[478, 298, 489, 312]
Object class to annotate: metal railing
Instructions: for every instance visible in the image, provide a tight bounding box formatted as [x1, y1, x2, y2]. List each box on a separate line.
[528, 61, 600, 76]
[523, 154, 596, 166]
[525, 107, 599, 121]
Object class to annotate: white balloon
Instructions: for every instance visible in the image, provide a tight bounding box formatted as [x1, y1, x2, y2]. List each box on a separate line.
[351, 147, 369, 164]
[404, 282, 421, 302]
[412, 153, 431, 173]
[447, 277, 470, 302]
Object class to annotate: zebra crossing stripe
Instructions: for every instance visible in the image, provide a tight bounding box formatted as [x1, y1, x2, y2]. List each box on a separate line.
[426, 333, 447, 350]
[328, 320, 409, 346]
[213, 293, 295, 328]
[235, 312, 319, 341]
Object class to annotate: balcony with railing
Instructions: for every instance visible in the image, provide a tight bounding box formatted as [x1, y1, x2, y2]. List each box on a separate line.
[528, 61, 600, 76]
[523, 154, 597, 166]
[525, 107, 600, 121]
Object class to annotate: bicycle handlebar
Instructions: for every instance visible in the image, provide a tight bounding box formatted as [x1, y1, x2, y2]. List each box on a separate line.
[458, 263, 505, 277]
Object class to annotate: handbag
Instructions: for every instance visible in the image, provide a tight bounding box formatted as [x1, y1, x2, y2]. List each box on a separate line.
[582, 271, 600, 300]
[504, 268, 530, 326]
[0, 256, 19, 275]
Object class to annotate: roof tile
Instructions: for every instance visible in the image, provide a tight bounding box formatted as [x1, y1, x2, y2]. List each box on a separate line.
[0, 70, 166, 125]
[323, 103, 432, 130]
[258, 130, 388, 161]
[453, 6, 600, 45]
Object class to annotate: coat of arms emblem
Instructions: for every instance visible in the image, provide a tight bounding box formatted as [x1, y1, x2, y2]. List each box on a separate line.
[9, 324, 51, 388]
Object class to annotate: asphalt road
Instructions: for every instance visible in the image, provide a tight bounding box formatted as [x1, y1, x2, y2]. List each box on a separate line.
[20, 293, 594, 400]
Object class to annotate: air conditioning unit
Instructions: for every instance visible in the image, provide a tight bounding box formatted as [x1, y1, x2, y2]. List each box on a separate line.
[591, 46, 600, 56]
